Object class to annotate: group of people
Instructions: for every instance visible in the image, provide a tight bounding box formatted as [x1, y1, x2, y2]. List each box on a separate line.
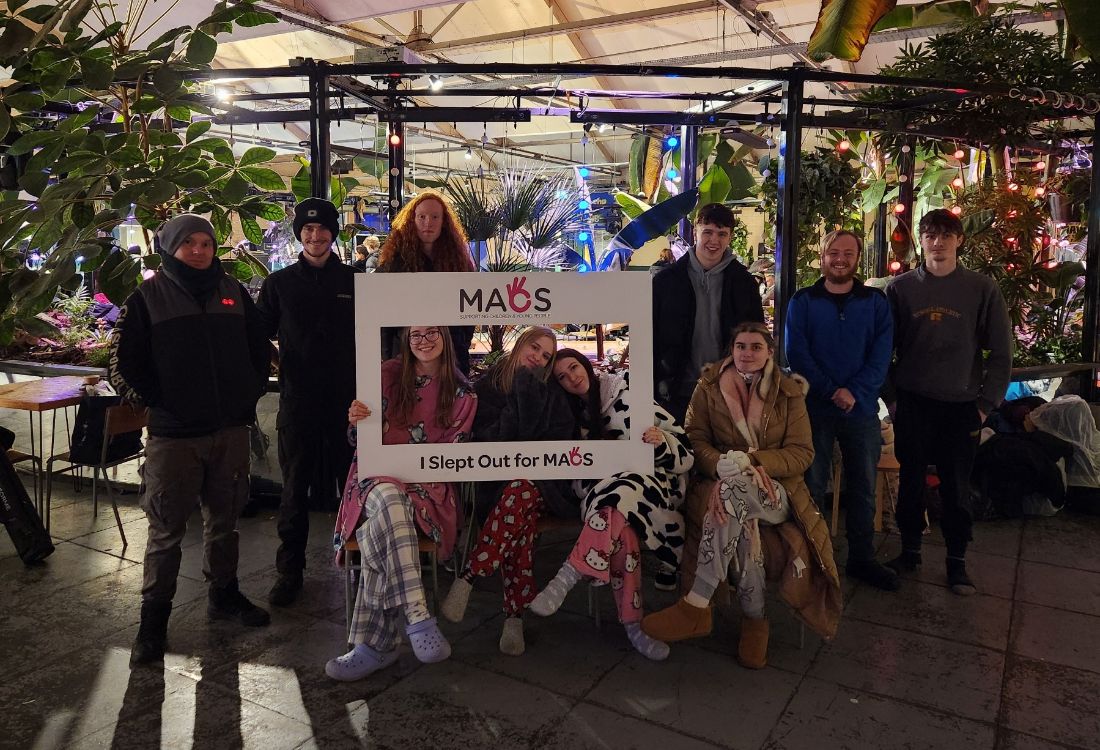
[108, 190, 1012, 680]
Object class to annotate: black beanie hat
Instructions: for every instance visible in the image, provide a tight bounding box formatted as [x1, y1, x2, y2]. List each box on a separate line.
[292, 198, 340, 241]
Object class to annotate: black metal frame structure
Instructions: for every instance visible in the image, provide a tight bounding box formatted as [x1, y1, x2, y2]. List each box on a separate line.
[195, 59, 1099, 382]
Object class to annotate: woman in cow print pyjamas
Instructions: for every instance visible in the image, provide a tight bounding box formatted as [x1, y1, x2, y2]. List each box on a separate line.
[440, 327, 578, 656]
[528, 349, 694, 661]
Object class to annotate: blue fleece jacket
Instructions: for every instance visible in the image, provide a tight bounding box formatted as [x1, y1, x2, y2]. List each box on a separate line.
[784, 278, 893, 418]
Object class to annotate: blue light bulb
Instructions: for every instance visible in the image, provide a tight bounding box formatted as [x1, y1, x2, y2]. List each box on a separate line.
[667, 168, 679, 179]
[578, 231, 589, 242]
[579, 167, 590, 178]
[666, 135, 679, 148]
[578, 199, 590, 210]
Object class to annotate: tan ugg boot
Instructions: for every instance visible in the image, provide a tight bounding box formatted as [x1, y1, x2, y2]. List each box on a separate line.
[737, 617, 769, 669]
[641, 598, 713, 642]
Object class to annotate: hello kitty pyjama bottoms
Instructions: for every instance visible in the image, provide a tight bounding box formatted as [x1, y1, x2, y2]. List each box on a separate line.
[465, 480, 545, 616]
[694, 474, 790, 619]
[567, 507, 643, 624]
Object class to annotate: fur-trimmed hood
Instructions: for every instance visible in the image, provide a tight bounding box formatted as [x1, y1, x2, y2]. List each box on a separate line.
[699, 358, 810, 398]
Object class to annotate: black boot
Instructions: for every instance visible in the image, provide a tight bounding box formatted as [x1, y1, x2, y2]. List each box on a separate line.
[846, 559, 901, 591]
[131, 600, 172, 667]
[885, 548, 922, 573]
[208, 580, 271, 627]
[946, 556, 976, 596]
[268, 570, 304, 607]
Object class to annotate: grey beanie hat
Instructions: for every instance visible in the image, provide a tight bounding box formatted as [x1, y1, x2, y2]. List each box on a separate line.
[157, 214, 216, 257]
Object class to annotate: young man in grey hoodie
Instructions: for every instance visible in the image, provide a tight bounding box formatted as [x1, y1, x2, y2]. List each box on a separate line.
[652, 203, 765, 424]
[886, 208, 1013, 595]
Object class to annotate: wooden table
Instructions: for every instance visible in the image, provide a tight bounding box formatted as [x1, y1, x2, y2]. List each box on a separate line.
[0, 376, 89, 526]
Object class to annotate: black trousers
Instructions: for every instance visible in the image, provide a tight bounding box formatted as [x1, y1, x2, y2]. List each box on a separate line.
[275, 408, 354, 575]
[894, 390, 982, 558]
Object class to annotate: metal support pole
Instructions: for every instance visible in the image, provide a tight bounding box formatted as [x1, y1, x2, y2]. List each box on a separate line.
[308, 66, 331, 199]
[678, 124, 699, 243]
[873, 202, 888, 277]
[387, 121, 405, 222]
[896, 138, 916, 265]
[1080, 119, 1100, 399]
[773, 73, 803, 363]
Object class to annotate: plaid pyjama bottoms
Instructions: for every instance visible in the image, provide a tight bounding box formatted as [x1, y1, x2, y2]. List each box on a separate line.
[349, 481, 426, 650]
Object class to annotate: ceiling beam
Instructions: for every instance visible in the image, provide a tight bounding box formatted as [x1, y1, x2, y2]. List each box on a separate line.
[716, 0, 852, 95]
[542, 0, 622, 164]
[429, 3, 467, 38]
[422, 1, 717, 52]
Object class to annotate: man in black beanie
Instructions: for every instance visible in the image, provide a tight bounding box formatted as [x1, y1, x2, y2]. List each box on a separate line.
[258, 197, 359, 606]
[110, 214, 274, 666]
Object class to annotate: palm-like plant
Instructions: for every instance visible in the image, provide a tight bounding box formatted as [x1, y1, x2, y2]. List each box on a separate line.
[447, 177, 499, 243]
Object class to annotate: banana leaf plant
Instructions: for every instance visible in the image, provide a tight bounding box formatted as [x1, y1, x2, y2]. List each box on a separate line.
[807, 0, 898, 62]
[0, 0, 281, 344]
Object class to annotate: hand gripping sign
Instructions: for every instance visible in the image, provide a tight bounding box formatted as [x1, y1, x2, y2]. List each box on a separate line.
[355, 271, 654, 482]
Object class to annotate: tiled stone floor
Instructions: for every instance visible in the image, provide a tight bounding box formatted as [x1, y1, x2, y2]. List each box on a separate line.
[3, 477, 1100, 750]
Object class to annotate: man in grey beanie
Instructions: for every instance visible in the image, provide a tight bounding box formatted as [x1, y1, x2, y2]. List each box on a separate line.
[110, 214, 274, 666]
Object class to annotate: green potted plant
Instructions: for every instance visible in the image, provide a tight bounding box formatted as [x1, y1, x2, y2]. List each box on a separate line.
[755, 147, 863, 287]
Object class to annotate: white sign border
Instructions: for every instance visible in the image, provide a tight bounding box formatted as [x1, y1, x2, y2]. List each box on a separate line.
[354, 271, 654, 482]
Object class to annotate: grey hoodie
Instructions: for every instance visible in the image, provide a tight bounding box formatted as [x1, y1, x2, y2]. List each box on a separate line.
[686, 248, 735, 388]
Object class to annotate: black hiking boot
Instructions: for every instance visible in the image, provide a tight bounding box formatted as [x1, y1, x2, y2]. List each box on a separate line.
[131, 600, 172, 667]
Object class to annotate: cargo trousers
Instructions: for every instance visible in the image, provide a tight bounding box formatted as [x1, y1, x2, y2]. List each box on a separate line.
[140, 425, 251, 603]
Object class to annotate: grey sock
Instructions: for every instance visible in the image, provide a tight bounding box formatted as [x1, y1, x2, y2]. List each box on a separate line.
[624, 622, 670, 661]
[530, 562, 582, 616]
[690, 575, 718, 602]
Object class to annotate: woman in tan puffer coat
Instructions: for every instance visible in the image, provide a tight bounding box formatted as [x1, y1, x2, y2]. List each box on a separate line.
[642, 322, 841, 669]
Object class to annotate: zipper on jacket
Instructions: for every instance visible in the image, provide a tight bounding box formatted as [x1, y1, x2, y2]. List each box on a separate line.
[201, 295, 224, 426]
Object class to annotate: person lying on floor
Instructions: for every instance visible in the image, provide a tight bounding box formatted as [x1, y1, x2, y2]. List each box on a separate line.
[326, 325, 476, 681]
[528, 349, 693, 661]
[440, 326, 577, 656]
[642, 322, 842, 669]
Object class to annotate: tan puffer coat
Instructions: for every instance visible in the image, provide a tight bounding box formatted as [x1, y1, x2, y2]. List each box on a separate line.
[682, 360, 842, 640]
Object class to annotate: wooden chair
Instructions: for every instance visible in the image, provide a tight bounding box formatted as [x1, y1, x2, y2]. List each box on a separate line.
[340, 533, 441, 646]
[44, 403, 148, 546]
[830, 449, 899, 537]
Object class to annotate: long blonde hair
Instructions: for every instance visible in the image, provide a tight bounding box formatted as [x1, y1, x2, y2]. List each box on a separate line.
[490, 326, 558, 393]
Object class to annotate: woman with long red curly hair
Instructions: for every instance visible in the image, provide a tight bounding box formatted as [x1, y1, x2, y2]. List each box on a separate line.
[377, 191, 477, 371]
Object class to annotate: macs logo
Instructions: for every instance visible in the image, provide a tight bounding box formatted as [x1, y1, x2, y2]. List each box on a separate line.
[543, 446, 594, 468]
[459, 276, 551, 316]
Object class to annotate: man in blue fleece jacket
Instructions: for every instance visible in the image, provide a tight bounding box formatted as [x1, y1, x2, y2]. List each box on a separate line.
[786, 229, 897, 590]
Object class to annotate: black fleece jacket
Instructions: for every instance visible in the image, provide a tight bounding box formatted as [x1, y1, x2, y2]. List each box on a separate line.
[256, 252, 359, 417]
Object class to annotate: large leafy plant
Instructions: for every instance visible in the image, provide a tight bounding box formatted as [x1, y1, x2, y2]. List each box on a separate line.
[756, 147, 863, 287]
[956, 171, 1085, 365]
[861, 13, 1094, 163]
[0, 0, 280, 344]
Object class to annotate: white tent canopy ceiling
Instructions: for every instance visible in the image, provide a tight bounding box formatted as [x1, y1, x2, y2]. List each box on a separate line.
[116, 0, 1064, 186]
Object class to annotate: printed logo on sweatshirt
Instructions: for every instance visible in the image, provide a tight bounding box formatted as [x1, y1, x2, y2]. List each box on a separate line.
[912, 305, 961, 323]
[458, 275, 552, 319]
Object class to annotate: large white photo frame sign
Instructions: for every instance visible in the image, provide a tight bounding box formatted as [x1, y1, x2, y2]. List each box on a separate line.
[355, 271, 654, 482]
